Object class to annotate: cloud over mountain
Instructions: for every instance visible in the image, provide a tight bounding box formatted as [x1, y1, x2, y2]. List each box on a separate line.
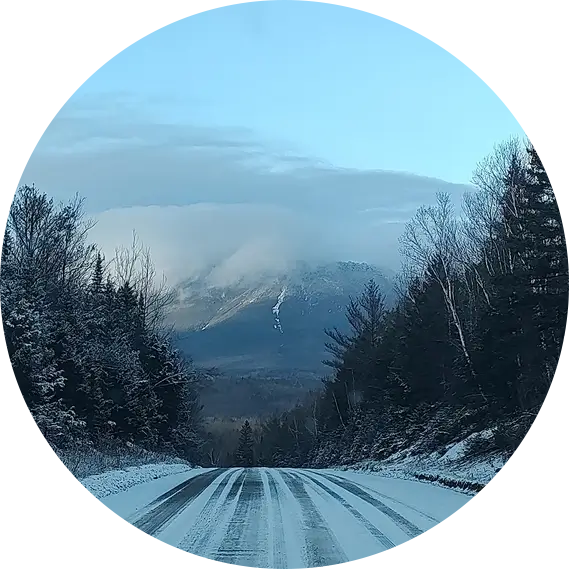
[20, 99, 473, 283]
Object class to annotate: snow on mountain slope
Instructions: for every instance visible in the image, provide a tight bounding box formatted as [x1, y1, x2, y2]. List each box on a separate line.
[272, 286, 287, 333]
[171, 260, 393, 333]
[173, 262, 393, 404]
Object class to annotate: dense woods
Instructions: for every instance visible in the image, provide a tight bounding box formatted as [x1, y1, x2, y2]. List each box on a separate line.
[1, 138, 566, 475]
[0, 186, 205, 468]
[245, 139, 567, 468]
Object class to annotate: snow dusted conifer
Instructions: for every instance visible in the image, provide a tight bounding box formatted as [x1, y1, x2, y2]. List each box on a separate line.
[1, 185, 206, 461]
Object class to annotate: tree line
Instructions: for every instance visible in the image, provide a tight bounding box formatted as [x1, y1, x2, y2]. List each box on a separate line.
[233, 139, 567, 468]
[1, 186, 205, 463]
[2, 138, 566, 472]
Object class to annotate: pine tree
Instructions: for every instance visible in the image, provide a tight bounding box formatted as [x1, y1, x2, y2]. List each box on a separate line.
[473, 143, 568, 413]
[255, 138, 567, 469]
[524, 146, 568, 380]
[0, 228, 13, 261]
[2, 281, 86, 446]
[1, 185, 205, 459]
[90, 252, 105, 297]
[390, 273, 455, 407]
[321, 279, 389, 429]
[235, 420, 255, 467]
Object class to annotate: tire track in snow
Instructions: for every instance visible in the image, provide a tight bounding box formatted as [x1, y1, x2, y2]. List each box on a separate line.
[280, 471, 348, 568]
[312, 472, 423, 539]
[127, 468, 227, 524]
[132, 468, 226, 536]
[262, 469, 287, 569]
[319, 471, 441, 524]
[177, 468, 242, 554]
[298, 471, 396, 550]
[215, 469, 269, 567]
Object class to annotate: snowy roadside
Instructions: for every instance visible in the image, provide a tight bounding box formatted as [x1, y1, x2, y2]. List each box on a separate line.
[80, 463, 194, 499]
[336, 430, 507, 495]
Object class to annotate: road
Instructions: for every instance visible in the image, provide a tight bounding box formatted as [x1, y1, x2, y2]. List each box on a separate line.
[101, 467, 471, 567]
[0, 468, 569, 569]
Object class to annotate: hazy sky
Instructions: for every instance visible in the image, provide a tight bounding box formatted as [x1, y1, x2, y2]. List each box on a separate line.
[20, 1, 525, 283]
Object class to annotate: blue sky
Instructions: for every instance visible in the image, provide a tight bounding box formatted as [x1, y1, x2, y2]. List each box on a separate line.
[65, 0, 567, 183]
[21, 1, 525, 279]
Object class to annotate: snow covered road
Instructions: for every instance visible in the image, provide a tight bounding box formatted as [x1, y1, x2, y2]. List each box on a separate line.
[0, 465, 569, 569]
[126, 469, 418, 569]
[99, 467, 471, 568]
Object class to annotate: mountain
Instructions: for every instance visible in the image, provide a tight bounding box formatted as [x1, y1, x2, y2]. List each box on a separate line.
[172, 261, 393, 375]
[171, 260, 393, 417]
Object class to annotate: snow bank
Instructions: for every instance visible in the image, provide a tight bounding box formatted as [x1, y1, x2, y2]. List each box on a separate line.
[80, 463, 194, 499]
[339, 429, 506, 495]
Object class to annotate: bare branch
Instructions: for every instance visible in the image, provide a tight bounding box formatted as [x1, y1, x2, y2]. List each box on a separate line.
[400, 192, 477, 382]
[112, 231, 176, 332]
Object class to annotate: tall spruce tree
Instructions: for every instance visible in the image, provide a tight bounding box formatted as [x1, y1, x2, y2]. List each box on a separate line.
[322, 279, 389, 430]
[235, 420, 255, 467]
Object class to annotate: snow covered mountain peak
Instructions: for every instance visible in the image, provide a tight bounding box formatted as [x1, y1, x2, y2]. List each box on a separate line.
[171, 260, 392, 332]
[173, 260, 393, 378]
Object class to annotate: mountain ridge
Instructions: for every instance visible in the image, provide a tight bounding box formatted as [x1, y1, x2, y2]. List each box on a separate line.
[170, 260, 393, 334]
[172, 260, 394, 417]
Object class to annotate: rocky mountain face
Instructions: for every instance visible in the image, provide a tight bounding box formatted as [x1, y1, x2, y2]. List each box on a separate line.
[172, 261, 394, 375]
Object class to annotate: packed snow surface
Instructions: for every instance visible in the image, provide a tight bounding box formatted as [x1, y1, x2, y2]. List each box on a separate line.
[0, 465, 569, 569]
[80, 463, 193, 499]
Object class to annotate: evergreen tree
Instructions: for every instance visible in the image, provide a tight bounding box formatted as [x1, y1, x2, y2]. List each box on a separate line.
[322, 279, 389, 430]
[1, 185, 205, 461]
[1, 230, 11, 256]
[389, 273, 454, 407]
[235, 420, 255, 467]
[255, 138, 567, 469]
[90, 252, 105, 297]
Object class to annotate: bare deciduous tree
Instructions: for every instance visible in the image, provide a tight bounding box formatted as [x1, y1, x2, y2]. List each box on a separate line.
[400, 192, 477, 382]
[464, 137, 529, 277]
[6, 186, 96, 298]
[113, 231, 176, 333]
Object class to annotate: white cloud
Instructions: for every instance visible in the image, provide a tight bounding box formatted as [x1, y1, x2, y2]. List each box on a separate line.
[22, 98, 474, 283]
[90, 203, 320, 285]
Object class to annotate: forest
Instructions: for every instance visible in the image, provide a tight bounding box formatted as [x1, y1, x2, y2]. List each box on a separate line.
[0, 189, 205, 473]
[227, 139, 567, 469]
[1, 138, 567, 475]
